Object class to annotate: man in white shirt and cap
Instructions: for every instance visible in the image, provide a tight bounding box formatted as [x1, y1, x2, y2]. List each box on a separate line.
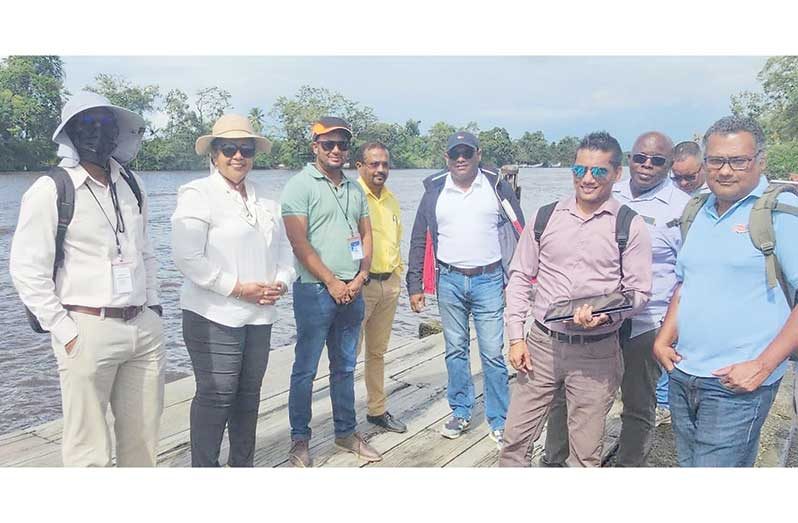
[10, 92, 164, 467]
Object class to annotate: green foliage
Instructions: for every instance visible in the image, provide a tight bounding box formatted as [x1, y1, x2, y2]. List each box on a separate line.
[478, 127, 513, 169]
[766, 141, 798, 180]
[0, 56, 65, 170]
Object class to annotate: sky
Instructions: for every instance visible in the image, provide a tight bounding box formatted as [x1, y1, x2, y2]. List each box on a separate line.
[60, 56, 769, 150]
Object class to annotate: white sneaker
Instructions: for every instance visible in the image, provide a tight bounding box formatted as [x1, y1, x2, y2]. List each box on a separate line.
[440, 416, 470, 439]
[655, 406, 671, 427]
[488, 429, 504, 450]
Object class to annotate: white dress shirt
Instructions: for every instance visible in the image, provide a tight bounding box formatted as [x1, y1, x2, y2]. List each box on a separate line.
[435, 171, 502, 267]
[9, 159, 159, 346]
[171, 170, 296, 327]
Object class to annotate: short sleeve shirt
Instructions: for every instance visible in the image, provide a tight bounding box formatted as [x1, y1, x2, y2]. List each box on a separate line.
[281, 163, 369, 283]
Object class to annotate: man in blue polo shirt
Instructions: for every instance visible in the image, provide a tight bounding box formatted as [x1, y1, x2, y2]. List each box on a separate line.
[653, 115, 798, 467]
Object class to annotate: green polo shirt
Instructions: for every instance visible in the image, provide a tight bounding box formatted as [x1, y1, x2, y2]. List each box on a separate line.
[281, 163, 369, 283]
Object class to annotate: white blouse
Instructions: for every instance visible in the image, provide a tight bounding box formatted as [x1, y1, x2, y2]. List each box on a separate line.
[171, 170, 296, 327]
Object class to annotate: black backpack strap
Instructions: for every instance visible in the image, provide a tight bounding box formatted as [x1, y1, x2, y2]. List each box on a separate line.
[119, 164, 143, 213]
[533, 201, 558, 243]
[615, 205, 637, 280]
[44, 167, 76, 275]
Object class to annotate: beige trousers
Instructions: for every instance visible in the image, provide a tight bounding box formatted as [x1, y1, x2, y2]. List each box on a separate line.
[499, 321, 622, 467]
[356, 270, 401, 416]
[52, 308, 165, 467]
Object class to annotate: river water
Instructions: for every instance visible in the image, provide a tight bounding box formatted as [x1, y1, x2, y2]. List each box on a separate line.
[0, 167, 580, 435]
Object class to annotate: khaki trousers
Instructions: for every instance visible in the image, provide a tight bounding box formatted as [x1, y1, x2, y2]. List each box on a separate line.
[499, 322, 622, 467]
[356, 271, 401, 416]
[52, 308, 165, 467]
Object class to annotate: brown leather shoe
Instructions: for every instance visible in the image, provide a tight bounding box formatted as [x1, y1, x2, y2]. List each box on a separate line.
[288, 439, 312, 468]
[334, 432, 383, 462]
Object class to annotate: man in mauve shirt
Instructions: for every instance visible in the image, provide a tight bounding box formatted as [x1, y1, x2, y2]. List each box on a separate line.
[498, 131, 653, 467]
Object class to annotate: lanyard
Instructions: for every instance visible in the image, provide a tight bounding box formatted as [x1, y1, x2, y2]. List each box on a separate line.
[86, 180, 126, 258]
[326, 177, 355, 235]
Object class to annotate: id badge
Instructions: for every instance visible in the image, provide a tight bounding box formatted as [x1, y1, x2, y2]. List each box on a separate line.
[111, 258, 134, 296]
[348, 233, 364, 261]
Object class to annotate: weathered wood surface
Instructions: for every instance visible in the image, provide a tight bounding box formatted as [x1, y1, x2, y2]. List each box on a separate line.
[1, 331, 795, 468]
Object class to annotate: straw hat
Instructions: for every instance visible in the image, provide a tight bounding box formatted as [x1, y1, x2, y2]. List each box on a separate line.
[195, 113, 272, 155]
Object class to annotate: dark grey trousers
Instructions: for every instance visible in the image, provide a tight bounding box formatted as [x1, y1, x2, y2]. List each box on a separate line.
[542, 326, 662, 467]
[182, 310, 272, 467]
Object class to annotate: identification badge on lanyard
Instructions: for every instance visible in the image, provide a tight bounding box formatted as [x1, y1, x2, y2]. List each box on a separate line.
[111, 257, 134, 296]
[348, 233, 364, 261]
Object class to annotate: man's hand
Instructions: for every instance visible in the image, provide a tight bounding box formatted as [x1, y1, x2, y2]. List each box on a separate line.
[713, 359, 770, 393]
[569, 304, 610, 330]
[258, 282, 287, 305]
[236, 282, 269, 304]
[345, 274, 367, 300]
[326, 278, 350, 304]
[508, 339, 532, 372]
[65, 336, 78, 355]
[410, 293, 425, 313]
[652, 339, 682, 372]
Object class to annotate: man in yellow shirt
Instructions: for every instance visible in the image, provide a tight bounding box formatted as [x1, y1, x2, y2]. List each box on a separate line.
[356, 142, 407, 433]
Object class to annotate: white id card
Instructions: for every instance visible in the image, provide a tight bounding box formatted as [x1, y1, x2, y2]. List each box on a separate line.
[348, 234, 364, 261]
[112, 259, 134, 296]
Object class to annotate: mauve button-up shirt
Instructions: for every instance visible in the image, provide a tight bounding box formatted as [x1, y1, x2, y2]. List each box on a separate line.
[505, 195, 653, 339]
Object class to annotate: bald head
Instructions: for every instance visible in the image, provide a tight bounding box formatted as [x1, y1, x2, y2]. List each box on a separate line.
[628, 131, 674, 196]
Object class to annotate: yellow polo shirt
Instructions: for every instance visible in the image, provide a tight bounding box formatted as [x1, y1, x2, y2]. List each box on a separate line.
[358, 177, 403, 275]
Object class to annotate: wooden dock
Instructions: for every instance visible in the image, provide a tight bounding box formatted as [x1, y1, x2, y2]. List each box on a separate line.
[1, 333, 795, 467]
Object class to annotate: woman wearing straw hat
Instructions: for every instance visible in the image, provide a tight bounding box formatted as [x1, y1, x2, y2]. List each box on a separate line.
[171, 113, 296, 467]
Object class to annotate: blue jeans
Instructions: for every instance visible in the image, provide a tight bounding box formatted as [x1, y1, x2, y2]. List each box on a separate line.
[668, 367, 780, 467]
[437, 265, 509, 431]
[288, 282, 365, 441]
[656, 368, 669, 407]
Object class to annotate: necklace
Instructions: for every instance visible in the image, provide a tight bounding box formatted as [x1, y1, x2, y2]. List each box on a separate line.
[220, 173, 246, 191]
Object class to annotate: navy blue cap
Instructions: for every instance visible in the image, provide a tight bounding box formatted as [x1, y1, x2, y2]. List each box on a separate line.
[446, 131, 480, 152]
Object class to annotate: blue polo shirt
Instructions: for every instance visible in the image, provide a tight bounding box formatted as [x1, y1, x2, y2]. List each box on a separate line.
[675, 176, 798, 385]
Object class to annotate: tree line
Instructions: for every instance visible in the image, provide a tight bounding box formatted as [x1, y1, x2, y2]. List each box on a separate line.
[2, 55, 797, 178]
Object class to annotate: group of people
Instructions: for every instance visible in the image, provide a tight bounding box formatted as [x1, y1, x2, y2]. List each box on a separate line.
[8, 91, 798, 468]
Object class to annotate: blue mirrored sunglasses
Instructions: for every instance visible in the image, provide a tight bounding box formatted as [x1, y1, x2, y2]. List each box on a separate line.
[571, 164, 610, 179]
[77, 113, 115, 127]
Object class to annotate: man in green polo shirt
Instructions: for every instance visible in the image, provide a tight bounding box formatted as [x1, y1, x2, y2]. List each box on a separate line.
[281, 116, 381, 467]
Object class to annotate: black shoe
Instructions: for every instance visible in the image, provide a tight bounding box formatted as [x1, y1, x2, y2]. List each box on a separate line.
[367, 411, 407, 433]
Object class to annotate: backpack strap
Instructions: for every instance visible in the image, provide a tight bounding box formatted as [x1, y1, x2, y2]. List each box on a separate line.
[119, 164, 143, 214]
[44, 167, 75, 275]
[533, 201, 558, 243]
[679, 192, 711, 242]
[749, 183, 798, 307]
[615, 205, 637, 280]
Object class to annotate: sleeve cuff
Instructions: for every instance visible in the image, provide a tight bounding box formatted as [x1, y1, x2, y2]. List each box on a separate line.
[506, 323, 525, 341]
[146, 290, 160, 306]
[214, 271, 238, 297]
[50, 315, 78, 347]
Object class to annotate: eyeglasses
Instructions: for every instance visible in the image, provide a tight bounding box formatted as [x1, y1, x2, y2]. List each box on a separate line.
[76, 113, 116, 127]
[218, 143, 256, 159]
[571, 164, 610, 179]
[631, 153, 668, 167]
[704, 151, 762, 171]
[670, 167, 702, 183]
[447, 147, 475, 160]
[316, 140, 351, 152]
[363, 161, 389, 169]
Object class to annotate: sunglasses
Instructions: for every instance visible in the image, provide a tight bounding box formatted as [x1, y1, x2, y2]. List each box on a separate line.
[670, 167, 702, 183]
[218, 143, 256, 159]
[316, 140, 351, 152]
[76, 113, 116, 127]
[448, 147, 475, 160]
[632, 153, 668, 167]
[571, 164, 610, 179]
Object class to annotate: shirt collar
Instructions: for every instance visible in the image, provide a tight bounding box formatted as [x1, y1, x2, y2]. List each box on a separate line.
[211, 168, 257, 200]
[704, 175, 769, 219]
[613, 177, 672, 204]
[72, 157, 123, 189]
[560, 193, 620, 217]
[357, 176, 392, 201]
[444, 170, 484, 192]
[306, 162, 350, 185]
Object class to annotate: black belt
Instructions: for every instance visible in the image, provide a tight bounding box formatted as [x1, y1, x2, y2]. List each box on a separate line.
[65, 305, 144, 321]
[437, 259, 502, 276]
[368, 272, 393, 281]
[533, 320, 617, 344]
